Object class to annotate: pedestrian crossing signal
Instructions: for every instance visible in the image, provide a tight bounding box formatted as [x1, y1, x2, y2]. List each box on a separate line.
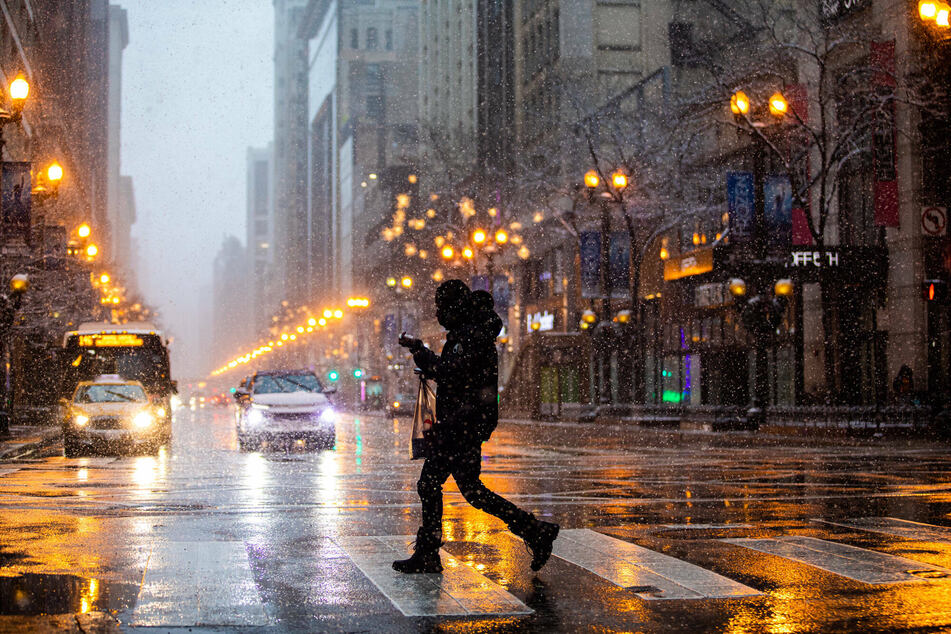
[923, 279, 947, 303]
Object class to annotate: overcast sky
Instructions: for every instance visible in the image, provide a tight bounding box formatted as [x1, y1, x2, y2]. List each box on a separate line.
[122, 1, 274, 378]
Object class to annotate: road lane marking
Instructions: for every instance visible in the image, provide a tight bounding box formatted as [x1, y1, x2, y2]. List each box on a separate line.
[335, 536, 532, 617]
[132, 541, 268, 626]
[551, 529, 761, 600]
[815, 517, 951, 543]
[723, 536, 951, 584]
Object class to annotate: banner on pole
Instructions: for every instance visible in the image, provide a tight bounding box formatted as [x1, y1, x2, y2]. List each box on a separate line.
[1, 162, 31, 241]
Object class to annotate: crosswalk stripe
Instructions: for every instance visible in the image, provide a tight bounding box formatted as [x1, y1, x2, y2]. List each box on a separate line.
[552, 528, 761, 600]
[335, 536, 532, 617]
[132, 541, 269, 626]
[815, 517, 951, 543]
[723, 536, 951, 584]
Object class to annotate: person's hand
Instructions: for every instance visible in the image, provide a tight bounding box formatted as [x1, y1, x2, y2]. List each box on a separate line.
[399, 332, 422, 351]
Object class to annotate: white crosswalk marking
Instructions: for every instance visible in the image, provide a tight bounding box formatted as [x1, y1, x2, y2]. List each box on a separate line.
[552, 528, 761, 600]
[132, 541, 269, 626]
[816, 517, 951, 543]
[335, 536, 532, 617]
[723, 536, 951, 584]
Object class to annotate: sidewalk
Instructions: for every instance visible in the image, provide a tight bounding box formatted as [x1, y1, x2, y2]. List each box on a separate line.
[0, 424, 60, 460]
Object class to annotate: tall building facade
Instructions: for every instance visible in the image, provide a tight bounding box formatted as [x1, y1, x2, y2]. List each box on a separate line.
[274, 0, 311, 307]
[212, 236, 250, 366]
[246, 144, 276, 336]
[107, 4, 136, 282]
[301, 0, 420, 299]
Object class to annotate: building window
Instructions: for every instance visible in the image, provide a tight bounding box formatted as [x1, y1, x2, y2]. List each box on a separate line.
[367, 27, 378, 50]
[385, 29, 393, 50]
[350, 28, 358, 49]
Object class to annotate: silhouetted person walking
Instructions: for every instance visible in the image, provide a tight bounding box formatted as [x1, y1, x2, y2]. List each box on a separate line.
[394, 280, 559, 574]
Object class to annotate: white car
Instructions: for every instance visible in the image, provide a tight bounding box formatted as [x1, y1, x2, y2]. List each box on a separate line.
[233, 370, 337, 450]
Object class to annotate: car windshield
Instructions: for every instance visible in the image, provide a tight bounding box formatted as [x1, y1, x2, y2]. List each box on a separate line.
[252, 374, 323, 394]
[76, 384, 147, 403]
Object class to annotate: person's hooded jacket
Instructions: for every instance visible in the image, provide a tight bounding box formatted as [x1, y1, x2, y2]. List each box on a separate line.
[409, 281, 500, 447]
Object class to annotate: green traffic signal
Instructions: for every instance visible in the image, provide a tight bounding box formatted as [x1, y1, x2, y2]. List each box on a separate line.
[353, 368, 363, 379]
[328, 370, 339, 382]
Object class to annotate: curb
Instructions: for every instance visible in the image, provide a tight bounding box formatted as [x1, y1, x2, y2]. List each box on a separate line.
[0, 426, 60, 460]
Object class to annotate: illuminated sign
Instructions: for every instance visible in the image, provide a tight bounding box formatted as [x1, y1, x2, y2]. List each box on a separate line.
[78, 334, 144, 347]
[664, 248, 714, 281]
[525, 311, 555, 333]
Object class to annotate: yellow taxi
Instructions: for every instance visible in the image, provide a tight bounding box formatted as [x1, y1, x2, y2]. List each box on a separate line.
[62, 375, 167, 457]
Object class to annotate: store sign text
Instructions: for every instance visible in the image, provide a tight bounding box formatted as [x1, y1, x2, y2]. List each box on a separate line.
[526, 311, 555, 332]
[790, 250, 840, 267]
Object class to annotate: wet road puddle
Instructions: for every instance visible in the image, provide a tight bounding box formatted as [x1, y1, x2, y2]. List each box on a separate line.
[0, 573, 137, 615]
[723, 536, 951, 584]
[550, 528, 762, 600]
[335, 536, 532, 617]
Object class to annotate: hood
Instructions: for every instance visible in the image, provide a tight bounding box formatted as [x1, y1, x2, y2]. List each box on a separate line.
[74, 401, 147, 416]
[251, 392, 329, 408]
[468, 309, 503, 340]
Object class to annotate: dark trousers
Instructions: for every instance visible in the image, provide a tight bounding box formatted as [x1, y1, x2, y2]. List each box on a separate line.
[417, 444, 536, 542]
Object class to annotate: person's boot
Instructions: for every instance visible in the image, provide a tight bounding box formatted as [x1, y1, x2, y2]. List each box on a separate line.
[513, 516, 560, 571]
[393, 528, 443, 574]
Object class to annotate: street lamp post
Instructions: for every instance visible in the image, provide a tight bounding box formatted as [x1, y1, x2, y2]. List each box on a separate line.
[0, 274, 28, 434]
[729, 277, 792, 427]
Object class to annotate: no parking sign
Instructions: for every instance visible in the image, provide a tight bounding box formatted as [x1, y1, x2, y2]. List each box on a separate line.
[921, 206, 948, 237]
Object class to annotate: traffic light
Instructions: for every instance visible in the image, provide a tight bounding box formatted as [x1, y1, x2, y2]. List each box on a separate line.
[923, 279, 948, 303]
[352, 368, 363, 379]
[328, 370, 339, 382]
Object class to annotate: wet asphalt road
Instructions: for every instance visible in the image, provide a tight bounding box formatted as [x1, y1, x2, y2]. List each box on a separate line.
[2, 407, 951, 631]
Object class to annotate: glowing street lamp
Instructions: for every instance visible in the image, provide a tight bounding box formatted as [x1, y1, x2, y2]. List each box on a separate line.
[921, 0, 938, 19]
[47, 162, 64, 183]
[77, 223, 91, 239]
[400, 276, 413, 289]
[9, 74, 28, 107]
[441, 245, 454, 260]
[386, 276, 397, 288]
[472, 229, 487, 244]
[494, 229, 508, 244]
[463, 247, 474, 259]
[730, 90, 750, 115]
[333, 309, 343, 319]
[584, 169, 600, 189]
[768, 92, 788, 118]
[611, 170, 628, 190]
[85, 244, 98, 259]
[99, 273, 110, 285]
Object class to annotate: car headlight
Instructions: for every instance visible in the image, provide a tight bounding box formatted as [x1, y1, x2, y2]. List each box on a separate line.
[74, 414, 89, 427]
[319, 408, 337, 424]
[133, 411, 153, 429]
[247, 407, 266, 426]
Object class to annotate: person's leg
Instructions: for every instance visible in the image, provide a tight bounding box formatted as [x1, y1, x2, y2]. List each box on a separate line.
[451, 446, 536, 532]
[417, 452, 453, 543]
[451, 445, 560, 571]
[394, 452, 452, 573]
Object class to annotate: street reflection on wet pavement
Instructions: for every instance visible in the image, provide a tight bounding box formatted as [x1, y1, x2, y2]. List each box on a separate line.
[1, 408, 951, 631]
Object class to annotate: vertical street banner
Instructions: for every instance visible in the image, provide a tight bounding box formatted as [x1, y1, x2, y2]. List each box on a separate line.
[764, 175, 793, 248]
[726, 171, 754, 242]
[492, 276, 510, 311]
[382, 313, 397, 353]
[609, 232, 630, 298]
[470, 275, 489, 292]
[579, 231, 600, 298]
[1, 162, 31, 242]
[871, 40, 899, 228]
